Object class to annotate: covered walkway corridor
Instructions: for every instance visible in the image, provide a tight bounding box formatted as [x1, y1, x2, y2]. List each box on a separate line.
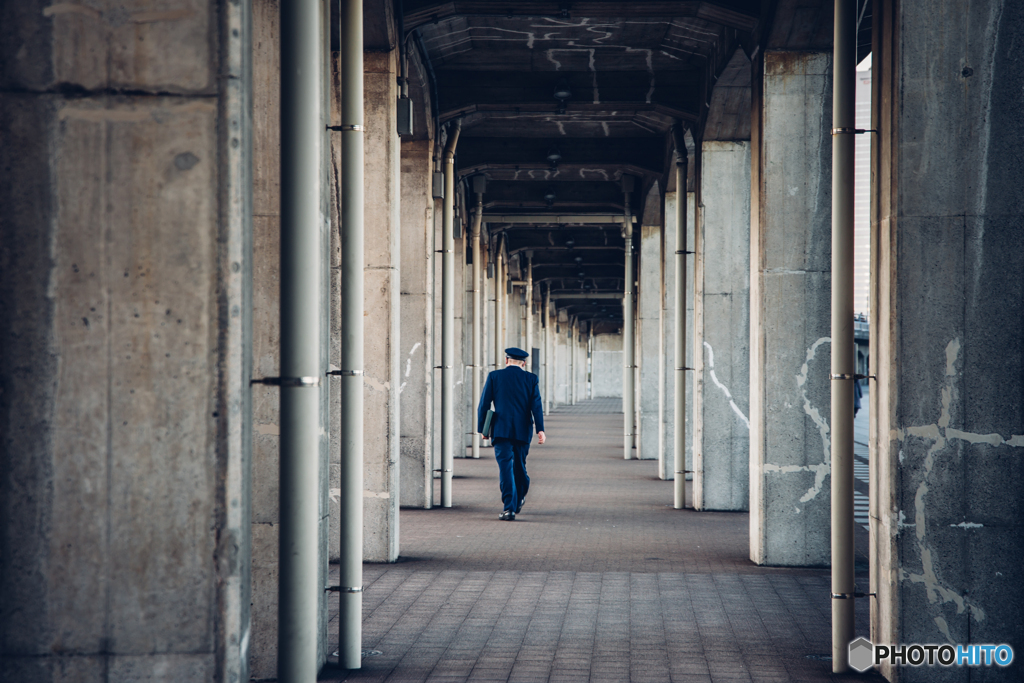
[321, 400, 877, 682]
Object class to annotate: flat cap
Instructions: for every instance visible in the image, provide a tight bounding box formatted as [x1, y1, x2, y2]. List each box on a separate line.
[505, 347, 529, 360]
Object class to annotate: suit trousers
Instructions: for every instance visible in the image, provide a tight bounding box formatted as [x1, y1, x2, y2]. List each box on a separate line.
[492, 437, 530, 512]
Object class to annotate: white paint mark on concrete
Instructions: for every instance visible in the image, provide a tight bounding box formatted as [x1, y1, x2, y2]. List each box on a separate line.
[703, 341, 750, 430]
[934, 616, 954, 645]
[556, 121, 566, 136]
[601, 122, 610, 137]
[329, 488, 340, 504]
[791, 337, 832, 502]
[896, 338, 990, 627]
[364, 376, 390, 392]
[364, 490, 390, 499]
[399, 381, 407, 394]
[950, 521, 984, 529]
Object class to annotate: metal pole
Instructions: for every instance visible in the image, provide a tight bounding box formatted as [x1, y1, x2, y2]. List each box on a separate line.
[543, 286, 552, 413]
[525, 254, 534, 358]
[278, 0, 322, 679]
[441, 119, 461, 507]
[622, 175, 635, 459]
[671, 126, 688, 509]
[493, 235, 503, 371]
[831, 0, 856, 671]
[337, 0, 364, 670]
[471, 188, 483, 459]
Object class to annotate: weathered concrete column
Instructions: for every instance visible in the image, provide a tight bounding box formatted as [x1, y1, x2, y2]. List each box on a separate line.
[593, 333, 623, 397]
[749, 50, 832, 566]
[399, 139, 434, 507]
[694, 141, 750, 511]
[0, 1, 253, 680]
[871, 2, 1024, 676]
[360, 50, 400, 561]
[638, 184, 662, 461]
[659, 191, 695, 481]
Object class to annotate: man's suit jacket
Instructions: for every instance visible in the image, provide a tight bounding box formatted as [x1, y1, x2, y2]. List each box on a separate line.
[477, 366, 545, 443]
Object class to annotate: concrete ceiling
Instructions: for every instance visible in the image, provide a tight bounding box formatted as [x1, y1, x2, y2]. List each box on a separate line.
[404, 1, 767, 322]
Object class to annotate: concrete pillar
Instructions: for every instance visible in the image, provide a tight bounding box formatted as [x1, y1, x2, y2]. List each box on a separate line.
[358, 51, 401, 562]
[871, 2, 1024, 676]
[399, 139, 434, 508]
[749, 50, 833, 566]
[593, 333, 624, 398]
[0, 0, 252, 679]
[694, 141, 750, 511]
[660, 191, 695, 481]
[639, 186, 662, 461]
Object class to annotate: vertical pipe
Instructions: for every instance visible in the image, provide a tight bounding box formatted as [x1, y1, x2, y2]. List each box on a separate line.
[493, 235, 503, 371]
[337, 0, 363, 670]
[543, 286, 552, 413]
[569, 317, 577, 403]
[471, 191, 483, 459]
[622, 176, 635, 459]
[671, 126, 688, 509]
[526, 254, 534, 358]
[831, 0, 856, 671]
[278, 0, 322, 679]
[441, 120, 461, 507]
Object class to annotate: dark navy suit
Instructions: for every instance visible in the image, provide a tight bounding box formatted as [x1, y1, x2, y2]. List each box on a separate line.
[477, 366, 545, 513]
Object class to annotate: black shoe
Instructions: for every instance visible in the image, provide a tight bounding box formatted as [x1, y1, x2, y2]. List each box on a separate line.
[499, 510, 515, 521]
[516, 498, 525, 514]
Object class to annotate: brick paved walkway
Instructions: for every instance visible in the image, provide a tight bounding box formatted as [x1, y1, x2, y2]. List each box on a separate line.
[321, 400, 879, 682]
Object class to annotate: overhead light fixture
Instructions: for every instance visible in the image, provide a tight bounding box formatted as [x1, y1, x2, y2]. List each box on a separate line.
[565, 238, 574, 250]
[544, 187, 556, 204]
[574, 256, 583, 264]
[553, 80, 572, 101]
[577, 272, 586, 278]
[546, 147, 562, 165]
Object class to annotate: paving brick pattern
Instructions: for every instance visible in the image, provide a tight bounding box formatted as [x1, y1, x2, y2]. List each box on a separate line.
[319, 400, 881, 682]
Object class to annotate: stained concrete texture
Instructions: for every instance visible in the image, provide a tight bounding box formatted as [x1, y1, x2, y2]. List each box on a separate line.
[694, 141, 751, 511]
[400, 140, 435, 508]
[0, 1, 250, 678]
[592, 333, 623, 398]
[749, 50, 833, 567]
[638, 185, 662, 462]
[362, 50, 402, 563]
[871, 3, 1024, 679]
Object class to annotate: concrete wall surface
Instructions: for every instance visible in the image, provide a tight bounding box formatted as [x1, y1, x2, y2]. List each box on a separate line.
[872, 2, 1024, 678]
[400, 140, 434, 507]
[749, 50, 832, 567]
[361, 50, 401, 563]
[695, 141, 750, 511]
[593, 333, 623, 398]
[638, 184, 662, 461]
[0, 1, 252, 681]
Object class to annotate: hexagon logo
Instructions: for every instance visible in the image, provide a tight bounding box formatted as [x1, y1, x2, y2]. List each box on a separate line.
[849, 637, 875, 672]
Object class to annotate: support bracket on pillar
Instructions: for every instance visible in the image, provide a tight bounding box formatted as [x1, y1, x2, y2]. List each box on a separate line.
[675, 250, 695, 255]
[327, 124, 364, 132]
[326, 585, 364, 593]
[830, 373, 874, 381]
[250, 376, 321, 387]
[831, 127, 875, 135]
[831, 592, 875, 599]
[327, 369, 363, 377]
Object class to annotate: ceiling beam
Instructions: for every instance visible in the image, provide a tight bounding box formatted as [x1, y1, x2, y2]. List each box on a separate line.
[404, 2, 760, 32]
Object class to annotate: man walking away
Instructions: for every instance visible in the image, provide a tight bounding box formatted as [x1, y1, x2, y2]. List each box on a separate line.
[477, 347, 546, 520]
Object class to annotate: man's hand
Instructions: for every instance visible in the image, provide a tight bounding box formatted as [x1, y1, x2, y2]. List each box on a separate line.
[537, 431, 546, 445]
